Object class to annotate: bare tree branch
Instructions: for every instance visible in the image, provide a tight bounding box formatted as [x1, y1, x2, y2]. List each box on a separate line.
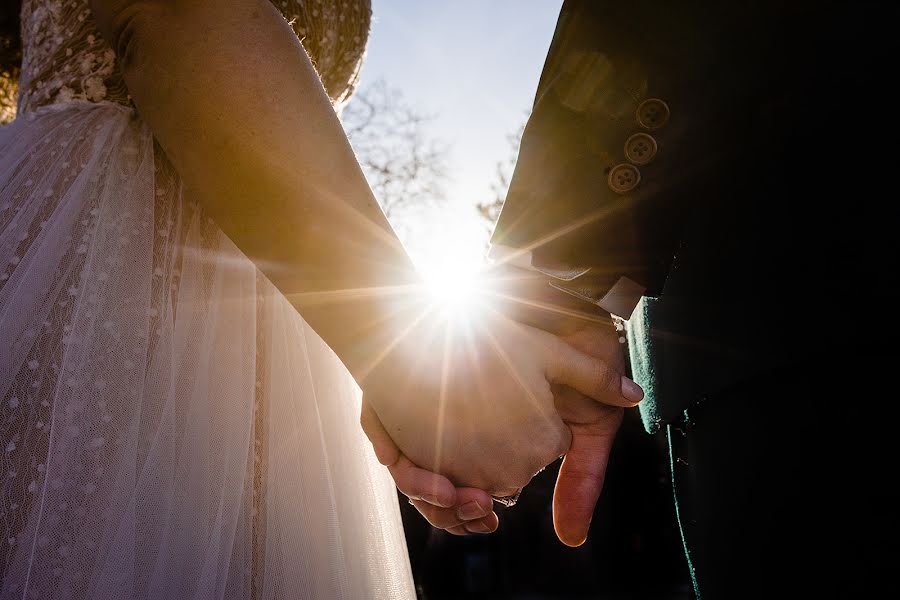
[343, 79, 449, 220]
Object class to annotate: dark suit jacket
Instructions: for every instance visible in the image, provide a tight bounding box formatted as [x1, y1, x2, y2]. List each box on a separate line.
[492, 0, 900, 431]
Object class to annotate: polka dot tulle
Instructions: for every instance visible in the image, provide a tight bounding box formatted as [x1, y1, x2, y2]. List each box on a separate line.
[0, 2, 414, 598]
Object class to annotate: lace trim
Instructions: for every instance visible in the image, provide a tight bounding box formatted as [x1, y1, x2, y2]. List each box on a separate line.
[15, 0, 372, 115]
[18, 0, 131, 113]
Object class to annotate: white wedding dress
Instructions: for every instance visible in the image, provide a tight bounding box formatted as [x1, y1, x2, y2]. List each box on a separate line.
[0, 1, 415, 598]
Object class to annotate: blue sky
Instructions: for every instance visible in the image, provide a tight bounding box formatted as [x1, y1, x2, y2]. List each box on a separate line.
[356, 1, 563, 269]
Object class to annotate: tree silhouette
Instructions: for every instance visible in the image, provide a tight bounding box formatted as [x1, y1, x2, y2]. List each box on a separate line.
[343, 79, 448, 220]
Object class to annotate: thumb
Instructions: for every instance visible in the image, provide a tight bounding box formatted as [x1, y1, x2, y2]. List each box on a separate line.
[552, 419, 620, 547]
[360, 398, 401, 467]
[544, 336, 643, 408]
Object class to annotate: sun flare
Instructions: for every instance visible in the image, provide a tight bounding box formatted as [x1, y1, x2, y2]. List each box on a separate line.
[405, 207, 490, 318]
[423, 258, 479, 316]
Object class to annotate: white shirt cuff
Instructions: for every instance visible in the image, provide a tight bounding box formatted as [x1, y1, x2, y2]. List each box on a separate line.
[597, 276, 645, 320]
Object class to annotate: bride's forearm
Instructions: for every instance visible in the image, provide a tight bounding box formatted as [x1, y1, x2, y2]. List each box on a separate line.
[90, 0, 420, 376]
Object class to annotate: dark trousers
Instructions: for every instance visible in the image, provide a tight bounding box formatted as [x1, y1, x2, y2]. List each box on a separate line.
[668, 356, 900, 598]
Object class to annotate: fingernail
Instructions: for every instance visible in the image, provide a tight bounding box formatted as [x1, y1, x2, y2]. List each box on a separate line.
[621, 377, 644, 403]
[421, 493, 454, 508]
[465, 520, 492, 534]
[456, 501, 487, 521]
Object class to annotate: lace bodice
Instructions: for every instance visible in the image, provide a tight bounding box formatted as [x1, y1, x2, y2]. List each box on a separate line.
[16, 0, 371, 115]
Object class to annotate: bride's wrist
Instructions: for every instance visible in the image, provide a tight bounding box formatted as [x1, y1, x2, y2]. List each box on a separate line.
[295, 272, 429, 381]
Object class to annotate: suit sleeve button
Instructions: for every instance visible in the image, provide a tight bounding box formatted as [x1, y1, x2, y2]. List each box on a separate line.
[636, 98, 670, 130]
[608, 163, 641, 194]
[624, 132, 658, 165]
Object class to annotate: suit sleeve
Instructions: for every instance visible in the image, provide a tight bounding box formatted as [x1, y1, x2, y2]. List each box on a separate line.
[490, 0, 699, 317]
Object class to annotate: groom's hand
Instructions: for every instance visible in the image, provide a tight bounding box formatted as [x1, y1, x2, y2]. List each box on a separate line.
[480, 265, 637, 544]
[551, 324, 629, 547]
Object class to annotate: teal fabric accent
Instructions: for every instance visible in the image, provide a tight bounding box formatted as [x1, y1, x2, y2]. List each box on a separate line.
[627, 297, 661, 433]
[667, 425, 701, 600]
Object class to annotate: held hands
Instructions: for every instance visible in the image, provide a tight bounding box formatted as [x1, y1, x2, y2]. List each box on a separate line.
[360, 309, 640, 544]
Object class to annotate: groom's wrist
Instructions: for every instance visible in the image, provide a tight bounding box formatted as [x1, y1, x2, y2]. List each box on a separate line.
[480, 263, 616, 337]
[484, 244, 645, 336]
[489, 245, 644, 315]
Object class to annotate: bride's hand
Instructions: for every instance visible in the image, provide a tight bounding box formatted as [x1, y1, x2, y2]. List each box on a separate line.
[359, 310, 640, 496]
[362, 400, 499, 535]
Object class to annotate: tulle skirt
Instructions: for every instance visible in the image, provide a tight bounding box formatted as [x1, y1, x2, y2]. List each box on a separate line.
[0, 101, 415, 599]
